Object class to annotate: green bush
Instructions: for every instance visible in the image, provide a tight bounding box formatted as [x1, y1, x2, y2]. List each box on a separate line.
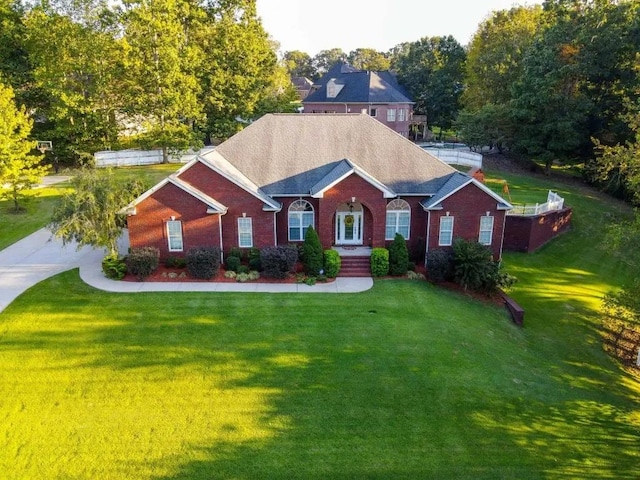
[248, 248, 261, 271]
[371, 248, 389, 277]
[451, 238, 516, 293]
[225, 255, 241, 272]
[186, 246, 221, 279]
[260, 245, 299, 279]
[237, 265, 250, 274]
[426, 248, 455, 283]
[102, 253, 127, 280]
[323, 249, 341, 278]
[388, 233, 409, 276]
[302, 226, 323, 275]
[125, 247, 160, 281]
[165, 256, 186, 269]
[229, 247, 245, 260]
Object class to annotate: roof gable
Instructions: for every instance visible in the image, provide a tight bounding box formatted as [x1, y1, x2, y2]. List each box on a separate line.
[421, 172, 513, 211]
[121, 176, 228, 215]
[310, 158, 396, 198]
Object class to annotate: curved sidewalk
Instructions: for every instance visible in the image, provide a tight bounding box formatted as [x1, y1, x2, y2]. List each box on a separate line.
[0, 228, 373, 313]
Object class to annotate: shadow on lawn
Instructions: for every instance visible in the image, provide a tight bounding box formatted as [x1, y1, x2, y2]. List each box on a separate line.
[4, 274, 640, 479]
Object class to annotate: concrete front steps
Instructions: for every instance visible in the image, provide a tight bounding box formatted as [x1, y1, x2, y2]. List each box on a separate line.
[338, 256, 371, 277]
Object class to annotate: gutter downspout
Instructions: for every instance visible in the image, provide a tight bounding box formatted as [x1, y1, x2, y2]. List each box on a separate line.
[424, 210, 431, 267]
[218, 213, 225, 263]
[498, 208, 507, 264]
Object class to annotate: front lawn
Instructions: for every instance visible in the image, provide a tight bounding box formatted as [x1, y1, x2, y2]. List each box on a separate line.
[1, 273, 639, 479]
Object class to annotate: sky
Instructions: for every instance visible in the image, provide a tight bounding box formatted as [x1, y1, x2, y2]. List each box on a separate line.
[256, 0, 544, 56]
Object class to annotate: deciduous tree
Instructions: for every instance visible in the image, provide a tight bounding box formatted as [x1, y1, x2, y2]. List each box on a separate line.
[0, 82, 46, 212]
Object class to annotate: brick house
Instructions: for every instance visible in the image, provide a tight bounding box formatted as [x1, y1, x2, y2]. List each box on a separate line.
[303, 62, 414, 137]
[123, 114, 512, 265]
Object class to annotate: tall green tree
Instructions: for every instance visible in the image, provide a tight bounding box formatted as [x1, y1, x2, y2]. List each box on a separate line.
[0, 0, 32, 104]
[312, 48, 346, 76]
[121, 0, 204, 161]
[49, 168, 148, 255]
[392, 36, 466, 132]
[0, 82, 46, 212]
[463, 5, 544, 111]
[347, 48, 390, 71]
[283, 50, 315, 79]
[24, 5, 123, 164]
[197, 0, 277, 140]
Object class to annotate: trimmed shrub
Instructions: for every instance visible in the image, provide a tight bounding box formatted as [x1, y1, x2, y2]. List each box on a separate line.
[186, 246, 221, 279]
[225, 255, 241, 272]
[237, 265, 250, 274]
[371, 248, 389, 277]
[407, 261, 416, 272]
[260, 245, 299, 279]
[388, 233, 409, 276]
[248, 247, 261, 271]
[125, 247, 159, 281]
[102, 253, 127, 280]
[426, 248, 455, 283]
[302, 226, 323, 275]
[165, 256, 186, 269]
[323, 249, 341, 278]
[452, 238, 507, 293]
[224, 270, 237, 279]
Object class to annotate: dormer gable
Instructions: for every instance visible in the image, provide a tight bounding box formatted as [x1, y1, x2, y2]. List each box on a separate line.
[326, 79, 344, 99]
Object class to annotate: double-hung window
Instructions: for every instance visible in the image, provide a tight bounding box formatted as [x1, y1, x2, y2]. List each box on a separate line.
[167, 220, 183, 252]
[385, 199, 411, 240]
[288, 200, 314, 241]
[387, 109, 396, 122]
[399, 108, 406, 121]
[439, 216, 454, 246]
[479, 216, 494, 245]
[238, 217, 253, 248]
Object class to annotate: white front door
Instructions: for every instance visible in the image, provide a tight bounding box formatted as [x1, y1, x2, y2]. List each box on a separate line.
[336, 211, 363, 245]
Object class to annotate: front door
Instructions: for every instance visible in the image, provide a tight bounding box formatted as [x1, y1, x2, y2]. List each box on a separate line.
[336, 211, 363, 245]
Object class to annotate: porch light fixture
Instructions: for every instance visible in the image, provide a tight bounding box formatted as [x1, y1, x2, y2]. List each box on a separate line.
[170, 215, 175, 221]
[242, 212, 246, 217]
[347, 197, 356, 212]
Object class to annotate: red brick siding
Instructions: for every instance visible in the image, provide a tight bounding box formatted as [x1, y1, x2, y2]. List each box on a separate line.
[318, 173, 388, 248]
[127, 182, 221, 260]
[383, 197, 430, 261]
[301, 103, 412, 137]
[503, 208, 572, 253]
[178, 162, 276, 253]
[427, 183, 507, 260]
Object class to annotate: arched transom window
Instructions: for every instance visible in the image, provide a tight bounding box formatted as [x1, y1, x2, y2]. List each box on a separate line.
[386, 199, 411, 240]
[289, 200, 314, 241]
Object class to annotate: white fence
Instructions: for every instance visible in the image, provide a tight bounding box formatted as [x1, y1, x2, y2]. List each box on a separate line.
[508, 191, 565, 216]
[421, 147, 483, 169]
[94, 147, 215, 167]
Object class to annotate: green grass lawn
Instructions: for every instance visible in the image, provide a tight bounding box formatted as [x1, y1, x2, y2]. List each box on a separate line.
[1, 165, 639, 478]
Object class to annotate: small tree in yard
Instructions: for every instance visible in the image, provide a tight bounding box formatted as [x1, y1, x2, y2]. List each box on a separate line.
[0, 82, 47, 212]
[302, 225, 323, 275]
[388, 233, 409, 276]
[49, 168, 148, 256]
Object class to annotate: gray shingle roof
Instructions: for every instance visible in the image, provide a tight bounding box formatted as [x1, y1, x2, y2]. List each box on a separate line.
[206, 113, 457, 196]
[304, 62, 413, 104]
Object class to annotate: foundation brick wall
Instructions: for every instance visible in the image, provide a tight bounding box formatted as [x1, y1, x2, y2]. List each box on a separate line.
[504, 208, 572, 253]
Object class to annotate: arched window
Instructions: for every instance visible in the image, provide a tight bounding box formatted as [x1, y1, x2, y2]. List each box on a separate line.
[289, 200, 314, 241]
[386, 199, 411, 240]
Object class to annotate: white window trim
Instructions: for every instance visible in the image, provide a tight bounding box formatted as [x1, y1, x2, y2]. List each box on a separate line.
[385, 199, 411, 240]
[387, 108, 396, 122]
[439, 216, 454, 246]
[370, 108, 377, 117]
[288, 200, 315, 242]
[167, 220, 183, 252]
[479, 216, 494, 245]
[238, 217, 253, 248]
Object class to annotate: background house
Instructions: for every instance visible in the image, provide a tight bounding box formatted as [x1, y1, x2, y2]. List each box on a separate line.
[303, 63, 414, 138]
[123, 114, 511, 267]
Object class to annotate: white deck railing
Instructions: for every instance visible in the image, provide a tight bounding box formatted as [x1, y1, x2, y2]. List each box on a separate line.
[421, 147, 483, 169]
[508, 191, 565, 216]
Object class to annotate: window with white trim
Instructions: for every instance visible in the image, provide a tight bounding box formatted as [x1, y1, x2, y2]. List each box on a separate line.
[237, 217, 253, 248]
[167, 220, 183, 251]
[399, 108, 406, 121]
[370, 108, 377, 117]
[387, 108, 396, 122]
[288, 200, 314, 241]
[385, 199, 411, 240]
[439, 216, 454, 246]
[479, 216, 494, 245]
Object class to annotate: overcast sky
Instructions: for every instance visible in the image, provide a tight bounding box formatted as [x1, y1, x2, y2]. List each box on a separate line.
[256, 0, 544, 56]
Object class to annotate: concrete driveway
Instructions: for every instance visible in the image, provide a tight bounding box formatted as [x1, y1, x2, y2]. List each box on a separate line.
[0, 228, 105, 313]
